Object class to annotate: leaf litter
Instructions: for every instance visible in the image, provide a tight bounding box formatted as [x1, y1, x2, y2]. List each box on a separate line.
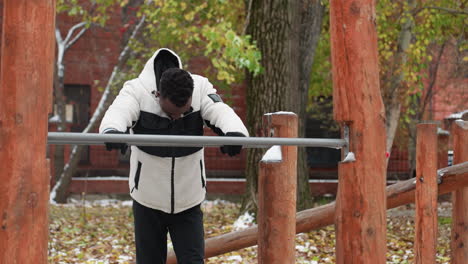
[49, 199, 453, 263]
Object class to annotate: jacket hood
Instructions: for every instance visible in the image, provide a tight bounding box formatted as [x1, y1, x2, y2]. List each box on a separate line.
[138, 48, 182, 93]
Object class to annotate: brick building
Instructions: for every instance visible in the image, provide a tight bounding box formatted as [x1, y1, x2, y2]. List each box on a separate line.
[0, 2, 465, 196]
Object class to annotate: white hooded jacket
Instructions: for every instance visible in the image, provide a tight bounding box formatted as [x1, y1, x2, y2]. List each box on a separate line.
[99, 48, 249, 213]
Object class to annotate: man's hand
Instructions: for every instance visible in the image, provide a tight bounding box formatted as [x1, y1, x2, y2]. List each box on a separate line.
[220, 132, 245, 157]
[104, 130, 128, 155]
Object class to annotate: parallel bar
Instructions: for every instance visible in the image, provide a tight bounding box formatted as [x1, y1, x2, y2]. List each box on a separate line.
[47, 132, 347, 149]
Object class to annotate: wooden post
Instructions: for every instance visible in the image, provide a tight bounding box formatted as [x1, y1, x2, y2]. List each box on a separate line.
[414, 123, 438, 264]
[330, 0, 387, 263]
[450, 120, 468, 263]
[437, 130, 449, 169]
[166, 162, 468, 261]
[0, 0, 56, 263]
[258, 112, 297, 264]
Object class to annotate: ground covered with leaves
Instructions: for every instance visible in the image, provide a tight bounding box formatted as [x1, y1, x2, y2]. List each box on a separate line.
[49, 199, 453, 264]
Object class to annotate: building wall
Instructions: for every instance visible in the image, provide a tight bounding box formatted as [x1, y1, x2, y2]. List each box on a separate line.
[428, 41, 467, 121]
[1, 2, 464, 187]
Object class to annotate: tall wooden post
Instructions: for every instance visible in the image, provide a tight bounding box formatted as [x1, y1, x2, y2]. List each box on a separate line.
[258, 112, 298, 264]
[414, 123, 438, 264]
[330, 0, 387, 263]
[437, 130, 449, 169]
[450, 120, 468, 263]
[0, 0, 56, 263]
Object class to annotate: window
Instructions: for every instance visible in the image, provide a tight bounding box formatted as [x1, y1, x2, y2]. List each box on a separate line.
[64, 84, 91, 164]
[306, 96, 341, 168]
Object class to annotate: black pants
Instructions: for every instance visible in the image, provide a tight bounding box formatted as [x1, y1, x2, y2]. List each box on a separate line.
[133, 200, 205, 264]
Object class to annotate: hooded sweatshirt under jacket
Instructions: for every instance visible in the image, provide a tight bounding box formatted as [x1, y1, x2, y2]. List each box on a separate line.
[99, 49, 249, 214]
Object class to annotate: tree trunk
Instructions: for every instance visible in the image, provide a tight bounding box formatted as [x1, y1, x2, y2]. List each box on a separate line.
[407, 42, 447, 177]
[383, 0, 416, 159]
[242, 0, 301, 214]
[53, 47, 67, 183]
[297, 0, 325, 210]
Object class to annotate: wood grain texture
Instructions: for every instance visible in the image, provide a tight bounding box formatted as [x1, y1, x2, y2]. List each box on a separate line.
[414, 124, 438, 264]
[258, 113, 298, 264]
[0, 1, 56, 263]
[165, 168, 468, 262]
[330, 0, 387, 263]
[450, 121, 468, 263]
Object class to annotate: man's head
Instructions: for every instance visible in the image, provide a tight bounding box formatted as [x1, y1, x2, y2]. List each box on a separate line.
[158, 68, 194, 120]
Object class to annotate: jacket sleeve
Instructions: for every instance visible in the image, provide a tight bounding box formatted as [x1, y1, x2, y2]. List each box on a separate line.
[199, 77, 249, 137]
[99, 82, 140, 134]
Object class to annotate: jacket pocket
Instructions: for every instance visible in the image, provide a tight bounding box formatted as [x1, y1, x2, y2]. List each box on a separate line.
[132, 161, 142, 193]
[200, 160, 205, 188]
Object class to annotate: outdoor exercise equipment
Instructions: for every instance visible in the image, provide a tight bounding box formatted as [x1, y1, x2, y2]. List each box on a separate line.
[2, 0, 467, 263]
[0, 1, 56, 263]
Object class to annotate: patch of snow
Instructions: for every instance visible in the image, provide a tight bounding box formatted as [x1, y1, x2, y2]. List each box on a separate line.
[342, 152, 356, 162]
[118, 255, 132, 261]
[121, 200, 133, 207]
[49, 115, 61, 123]
[261, 145, 282, 162]
[455, 119, 468, 129]
[59, 198, 133, 208]
[72, 176, 128, 181]
[233, 211, 254, 231]
[226, 255, 243, 261]
[447, 109, 468, 119]
[264, 111, 296, 116]
[437, 127, 450, 135]
[296, 243, 309, 253]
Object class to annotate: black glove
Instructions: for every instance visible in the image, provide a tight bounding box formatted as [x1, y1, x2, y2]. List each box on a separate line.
[104, 130, 128, 155]
[220, 132, 245, 157]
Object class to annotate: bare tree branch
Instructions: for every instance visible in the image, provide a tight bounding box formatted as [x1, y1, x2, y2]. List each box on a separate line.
[415, 6, 468, 16]
[63, 21, 87, 45]
[85, 14, 146, 132]
[55, 28, 63, 44]
[66, 26, 88, 50]
[419, 41, 447, 120]
[51, 14, 147, 203]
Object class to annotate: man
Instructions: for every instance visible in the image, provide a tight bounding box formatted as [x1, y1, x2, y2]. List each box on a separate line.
[99, 48, 249, 264]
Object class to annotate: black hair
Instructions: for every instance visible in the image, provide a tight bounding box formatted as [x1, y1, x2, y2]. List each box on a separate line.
[159, 68, 194, 107]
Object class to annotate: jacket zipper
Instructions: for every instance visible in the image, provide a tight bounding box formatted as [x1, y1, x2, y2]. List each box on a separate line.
[131, 161, 142, 193]
[200, 160, 205, 188]
[170, 154, 175, 214]
[170, 119, 176, 214]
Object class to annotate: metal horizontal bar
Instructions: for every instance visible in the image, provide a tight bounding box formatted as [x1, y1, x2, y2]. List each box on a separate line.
[47, 132, 347, 149]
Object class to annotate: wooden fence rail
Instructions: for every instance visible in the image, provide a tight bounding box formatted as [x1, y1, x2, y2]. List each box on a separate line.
[174, 160, 468, 261]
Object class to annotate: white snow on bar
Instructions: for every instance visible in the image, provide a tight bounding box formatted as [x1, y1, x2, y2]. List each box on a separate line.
[72, 176, 128, 181]
[342, 152, 356, 163]
[447, 109, 468, 119]
[264, 111, 296, 116]
[261, 145, 282, 162]
[455, 119, 468, 130]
